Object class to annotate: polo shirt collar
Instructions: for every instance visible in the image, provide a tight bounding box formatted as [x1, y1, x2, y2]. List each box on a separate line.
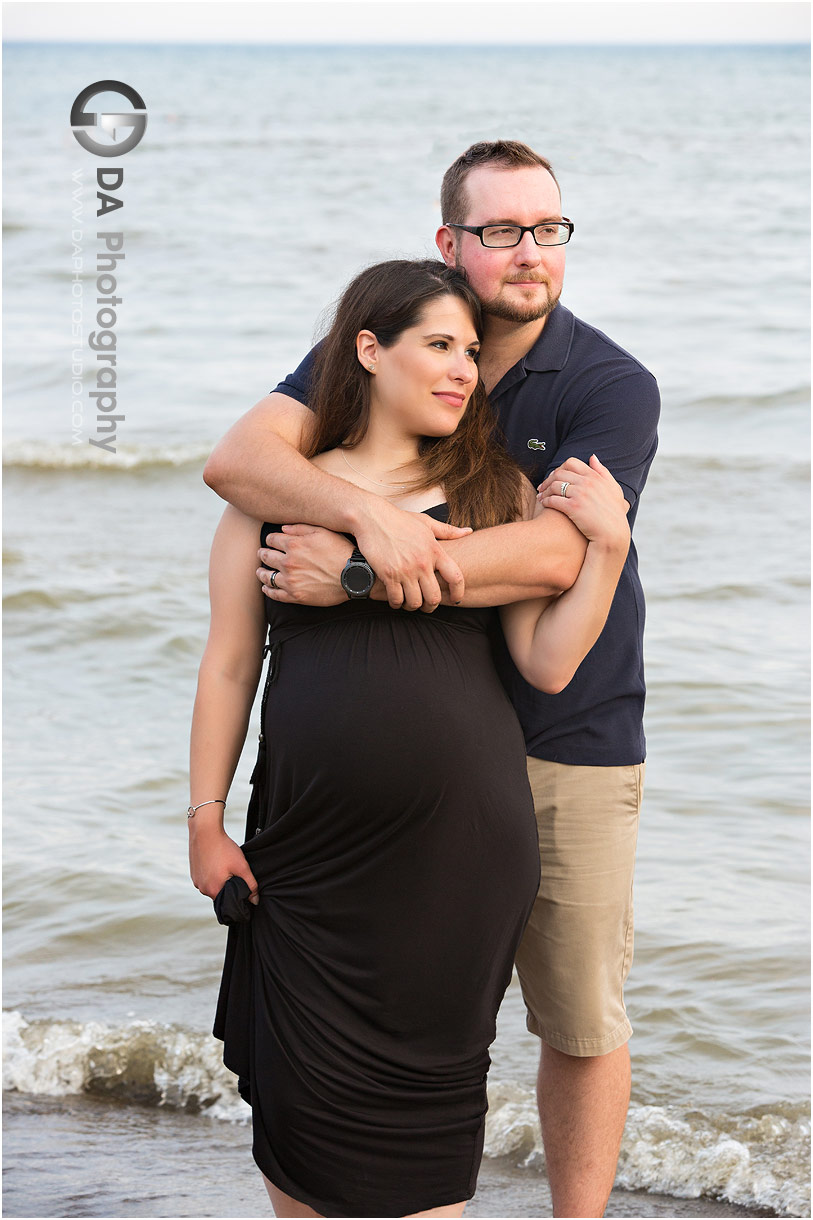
[522, 302, 574, 373]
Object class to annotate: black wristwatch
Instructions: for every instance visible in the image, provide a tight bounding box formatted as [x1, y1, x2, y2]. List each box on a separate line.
[341, 547, 375, 599]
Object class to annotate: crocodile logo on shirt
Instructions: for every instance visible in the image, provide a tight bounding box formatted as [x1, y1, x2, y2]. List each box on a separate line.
[527, 438, 546, 451]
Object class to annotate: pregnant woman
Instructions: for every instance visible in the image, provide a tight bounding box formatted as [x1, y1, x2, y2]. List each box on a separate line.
[189, 260, 629, 1218]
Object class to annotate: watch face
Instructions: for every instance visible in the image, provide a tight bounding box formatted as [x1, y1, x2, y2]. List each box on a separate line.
[343, 562, 373, 595]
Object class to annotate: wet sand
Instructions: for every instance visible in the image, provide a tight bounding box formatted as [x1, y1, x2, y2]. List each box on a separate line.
[3, 1093, 778, 1218]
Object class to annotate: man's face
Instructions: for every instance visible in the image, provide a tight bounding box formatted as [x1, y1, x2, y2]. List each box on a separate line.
[439, 165, 566, 325]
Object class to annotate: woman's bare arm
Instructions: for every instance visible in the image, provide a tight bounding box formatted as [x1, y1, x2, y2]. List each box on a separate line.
[499, 457, 630, 691]
[188, 506, 268, 900]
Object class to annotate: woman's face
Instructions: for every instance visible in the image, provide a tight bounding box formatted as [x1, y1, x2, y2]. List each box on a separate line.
[364, 295, 481, 440]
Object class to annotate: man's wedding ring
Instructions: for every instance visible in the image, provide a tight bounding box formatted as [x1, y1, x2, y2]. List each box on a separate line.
[268, 569, 279, 589]
[560, 481, 570, 498]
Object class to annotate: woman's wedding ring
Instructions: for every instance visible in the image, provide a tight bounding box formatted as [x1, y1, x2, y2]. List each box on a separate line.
[560, 481, 570, 498]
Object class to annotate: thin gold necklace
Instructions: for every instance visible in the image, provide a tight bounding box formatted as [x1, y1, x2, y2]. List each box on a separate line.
[340, 447, 413, 489]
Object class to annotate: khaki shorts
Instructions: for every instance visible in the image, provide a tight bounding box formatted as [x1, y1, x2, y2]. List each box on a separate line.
[514, 757, 644, 1057]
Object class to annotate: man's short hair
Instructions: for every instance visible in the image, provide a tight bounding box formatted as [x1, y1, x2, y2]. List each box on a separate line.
[440, 140, 559, 226]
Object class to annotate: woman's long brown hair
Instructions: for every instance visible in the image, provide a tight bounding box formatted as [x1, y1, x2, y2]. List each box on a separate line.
[305, 259, 525, 530]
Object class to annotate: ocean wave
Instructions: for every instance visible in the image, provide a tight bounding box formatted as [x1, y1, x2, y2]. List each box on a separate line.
[5, 441, 808, 479]
[3, 1012, 809, 1215]
[652, 452, 810, 478]
[2, 588, 109, 613]
[2, 440, 213, 471]
[2, 1010, 246, 1124]
[485, 1080, 810, 1218]
[682, 386, 810, 412]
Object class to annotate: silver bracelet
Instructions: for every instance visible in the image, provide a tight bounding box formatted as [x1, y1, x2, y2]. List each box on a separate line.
[187, 799, 226, 820]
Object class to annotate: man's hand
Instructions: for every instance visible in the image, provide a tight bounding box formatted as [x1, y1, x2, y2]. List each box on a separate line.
[353, 501, 471, 611]
[259, 511, 473, 612]
[258, 524, 353, 607]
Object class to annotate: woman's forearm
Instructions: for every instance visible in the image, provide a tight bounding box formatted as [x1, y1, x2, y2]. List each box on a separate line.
[528, 538, 628, 691]
[501, 534, 628, 694]
[188, 661, 265, 898]
[204, 395, 372, 531]
[189, 505, 268, 899]
[189, 660, 262, 824]
[500, 453, 631, 689]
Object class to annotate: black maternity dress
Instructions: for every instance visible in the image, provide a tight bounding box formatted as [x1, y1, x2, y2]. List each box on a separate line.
[214, 507, 540, 1218]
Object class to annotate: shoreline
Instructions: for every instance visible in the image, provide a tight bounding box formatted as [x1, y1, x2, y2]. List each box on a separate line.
[3, 1093, 781, 1219]
[471, 1156, 779, 1217]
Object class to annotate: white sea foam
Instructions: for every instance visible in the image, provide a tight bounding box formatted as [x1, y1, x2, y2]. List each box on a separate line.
[483, 1079, 810, 1217]
[2, 1010, 246, 1122]
[2, 439, 213, 470]
[4, 1012, 809, 1215]
[616, 1103, 812, 1219]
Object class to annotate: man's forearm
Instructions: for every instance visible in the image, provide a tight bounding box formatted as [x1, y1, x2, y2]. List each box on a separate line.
[205, 395, 470, 609]
[210, 396, 585, 610]
[204, 395, 371, 534]
[437, 510, 587, 606]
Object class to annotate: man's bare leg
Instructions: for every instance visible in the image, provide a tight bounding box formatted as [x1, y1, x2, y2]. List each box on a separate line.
[537, 1042, 630, 1219]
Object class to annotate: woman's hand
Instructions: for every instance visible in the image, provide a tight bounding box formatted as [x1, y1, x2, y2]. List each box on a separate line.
[188, 820, 259, 903]
[537, 455, 630, 553]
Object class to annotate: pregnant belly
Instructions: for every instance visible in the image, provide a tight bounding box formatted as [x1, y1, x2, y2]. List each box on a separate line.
[262, 616, 525, 799]
[244, 617, 540, 1038]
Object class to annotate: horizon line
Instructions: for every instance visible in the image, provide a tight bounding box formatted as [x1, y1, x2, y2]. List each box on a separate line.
[4, 37, 809, 46]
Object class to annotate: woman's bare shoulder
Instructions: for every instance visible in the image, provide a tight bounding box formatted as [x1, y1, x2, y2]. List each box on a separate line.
[214, 504, 266, 547]
[310, 449, 344, 476]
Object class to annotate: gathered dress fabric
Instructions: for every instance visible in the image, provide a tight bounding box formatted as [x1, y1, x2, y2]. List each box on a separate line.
[214, 507, 540, 1218]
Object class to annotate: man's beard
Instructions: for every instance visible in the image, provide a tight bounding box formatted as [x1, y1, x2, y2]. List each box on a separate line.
[481, 281, 561, 325]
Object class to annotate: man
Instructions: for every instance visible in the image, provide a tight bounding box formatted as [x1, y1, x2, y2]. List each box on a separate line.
[204, 140, 659, 1217]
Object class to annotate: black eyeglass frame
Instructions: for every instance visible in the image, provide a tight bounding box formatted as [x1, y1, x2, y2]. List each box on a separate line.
[447, 220, 575, 248]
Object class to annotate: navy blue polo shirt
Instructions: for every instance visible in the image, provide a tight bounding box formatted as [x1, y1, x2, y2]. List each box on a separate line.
[272, 302, 660, 766]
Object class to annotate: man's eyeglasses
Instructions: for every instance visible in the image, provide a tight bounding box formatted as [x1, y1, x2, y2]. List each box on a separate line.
[448, 220, 574, 248]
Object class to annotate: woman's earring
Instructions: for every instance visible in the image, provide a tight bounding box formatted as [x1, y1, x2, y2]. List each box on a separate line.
[367, 364, 375, 372]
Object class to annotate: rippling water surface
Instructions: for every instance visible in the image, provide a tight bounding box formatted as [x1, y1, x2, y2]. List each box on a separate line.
[3, 42, 810, 1217]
